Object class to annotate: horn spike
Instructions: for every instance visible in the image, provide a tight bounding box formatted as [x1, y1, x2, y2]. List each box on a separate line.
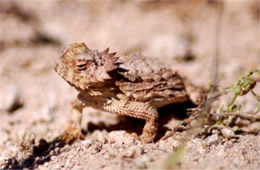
[102, 48, 109, 54]
[109, 52, 117, 57]
[114, 57, 119, 62]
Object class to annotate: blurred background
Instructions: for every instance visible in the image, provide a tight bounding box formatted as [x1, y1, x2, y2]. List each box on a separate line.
[0, 0, 259, 168]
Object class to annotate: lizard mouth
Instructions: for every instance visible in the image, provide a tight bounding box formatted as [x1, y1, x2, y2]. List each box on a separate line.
[53, 59, 62, 73]
[53, 62, 58, 72]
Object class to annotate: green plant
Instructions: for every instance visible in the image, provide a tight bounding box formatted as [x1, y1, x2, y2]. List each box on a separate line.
[222, 70, 260, 113]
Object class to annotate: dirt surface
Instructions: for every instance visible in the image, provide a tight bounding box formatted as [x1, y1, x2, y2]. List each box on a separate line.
[0, 0, 259, 169]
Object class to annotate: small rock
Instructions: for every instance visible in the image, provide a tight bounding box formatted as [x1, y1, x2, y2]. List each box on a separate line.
[76, 145, 83, 152]
[171, 140, 181, 149]
[0, 159, 5, 168]
[212, 128, 219, 134]
[221, 128, 235, 139]
[121, 146, 144, 159]
[0, 85, 23, 113]
[248, 122, 260, 132]
[223, 116, 234, 126]
[61, 144, 70, 152]
[65, 160, 73, 169]
[190, 119, 201, 128]
[118, 148, 124, 152]
[97, 133, 108, 144]
[35, 156, 40, 162]
[51, 155, 56, 160]
[103, 152, 110, 159]
[235, 119, 251, 126]
[90, 141, 102, 154]
[122, 149, 136, 159]
[20, 131, 36, 152]
[82, 139, 92, 148]
[205, 134, 219, 145]
[54, 147, 60, 153]
[49, 150, 55, 155]
[43, 162, 49, 167]
[108, 131, 128, 145]
[134, 155, 151, 168]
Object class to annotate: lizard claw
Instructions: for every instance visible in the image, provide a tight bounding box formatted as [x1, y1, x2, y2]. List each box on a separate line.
[124, 132, 140, 141]
[59, 126, 85, 144]
[124, 132, 153, 144]
[140, 134, 154, 144]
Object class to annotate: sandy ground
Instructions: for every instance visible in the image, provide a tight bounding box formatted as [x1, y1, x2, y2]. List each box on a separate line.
[0, 0, 259, 169]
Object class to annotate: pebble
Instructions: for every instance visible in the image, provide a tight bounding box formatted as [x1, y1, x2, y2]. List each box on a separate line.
[51, 155, 56, 160]
[54, 147, 60, 153]
[221, 128, 235, 139]
[103, 153, 110, 159]
[205, 134, 219, 145]
[121, 146, 144, 159]
[171, 140, 181, 149]
[122, 149, 136, 159]
[65, 159, 73, 169]
[49, 150, 54, 155]
[134, 155, 151, 168]
[97, 133, 108, 144]
[235, 119, 251, 126]
[0, 85, 22, 112]
[35, 156, 40, 162]
[108, 131, 133, 145]
[82, 139, 92, 148]
[248, 122, 260, 132]
[90, 141, 102, 154]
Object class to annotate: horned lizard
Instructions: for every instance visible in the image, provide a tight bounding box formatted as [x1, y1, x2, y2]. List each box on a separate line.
[54, 43, 202, 143]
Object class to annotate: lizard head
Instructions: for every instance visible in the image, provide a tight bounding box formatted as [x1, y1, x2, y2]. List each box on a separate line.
[54, 43, 119, 90]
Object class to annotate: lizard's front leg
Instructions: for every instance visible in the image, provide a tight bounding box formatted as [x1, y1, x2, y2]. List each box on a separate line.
[104, 99, 158, 143]
[60, 94, 86, 143]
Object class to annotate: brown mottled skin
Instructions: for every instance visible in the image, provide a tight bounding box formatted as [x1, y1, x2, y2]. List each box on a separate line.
[54, 43, 200, 143]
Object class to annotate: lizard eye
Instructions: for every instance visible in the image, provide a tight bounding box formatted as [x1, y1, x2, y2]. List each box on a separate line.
[76, 60, 89, 71]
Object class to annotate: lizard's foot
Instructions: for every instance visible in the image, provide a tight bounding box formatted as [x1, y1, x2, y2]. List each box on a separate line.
[124, 132, 153, 144]
[140, 132, 155, 144]
[103, 99, 159, 144]
[140, 120, 158, 144]
[124, 132, 140, 141]
[123, 129, 156, 144]
[59, 126, 85, 144]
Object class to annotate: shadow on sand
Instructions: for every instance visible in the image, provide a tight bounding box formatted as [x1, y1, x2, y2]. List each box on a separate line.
[2, 100, 195, 169]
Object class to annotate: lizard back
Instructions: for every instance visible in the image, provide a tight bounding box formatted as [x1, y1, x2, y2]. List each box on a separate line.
[115, 54, 189, 108]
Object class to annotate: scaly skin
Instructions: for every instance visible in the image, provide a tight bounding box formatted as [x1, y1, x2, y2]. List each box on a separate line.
[54, 43, 196, 143]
